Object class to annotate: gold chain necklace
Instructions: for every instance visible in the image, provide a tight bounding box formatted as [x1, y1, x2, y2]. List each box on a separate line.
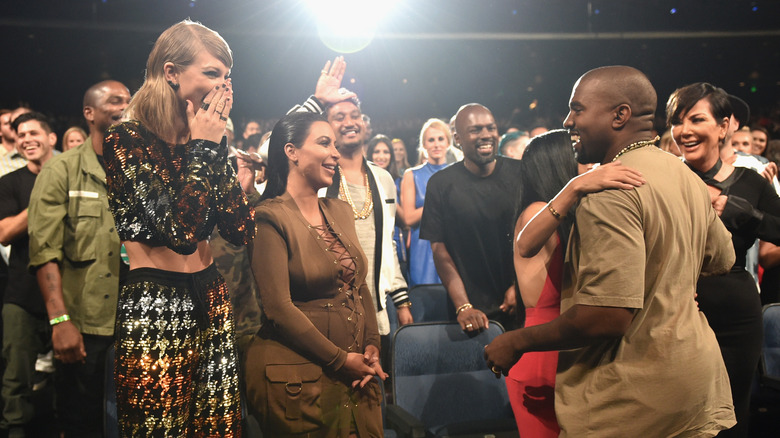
[611, 136, 660, 162]
[338, 167, 373, 220]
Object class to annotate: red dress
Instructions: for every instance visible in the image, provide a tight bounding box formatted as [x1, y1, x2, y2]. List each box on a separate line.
[506, 234, 562, 438]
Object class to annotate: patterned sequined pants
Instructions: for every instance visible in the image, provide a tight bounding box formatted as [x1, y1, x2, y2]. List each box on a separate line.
[115, 265, 241, 437]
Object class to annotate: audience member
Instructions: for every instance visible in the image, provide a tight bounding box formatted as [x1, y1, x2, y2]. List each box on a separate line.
[0, 108, 32, 178]
[244, 111, 385, 436]
[752, 125, 769, 156]
[290, 57, 412, 335]
[731, 128, 756, 155]
[60, 126, 86, 152]
[498, 131, 529, 160]
[486, 65, 736, 437]
[668, 82, 780, 437]
[508, 129, 644, 437]
[27, 80, 130, 437]
[421, 103, 523, 331]
[392, 137, 411, 175]
[367, 135, 398, 179]
[102, 21, 255, 436]
[401, 118, 450, 286]
[0, 111, 56, 438]
[0, 110, 16, 159]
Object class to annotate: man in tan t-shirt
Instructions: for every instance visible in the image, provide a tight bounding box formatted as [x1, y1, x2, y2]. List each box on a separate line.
[485, 66, 736, 437]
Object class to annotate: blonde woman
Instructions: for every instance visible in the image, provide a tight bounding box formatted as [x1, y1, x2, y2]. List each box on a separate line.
[103, 20, 255, 436]
[400, 118, 451, 286]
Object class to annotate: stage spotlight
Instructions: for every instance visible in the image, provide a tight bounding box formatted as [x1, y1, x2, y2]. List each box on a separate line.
[305, 0, 397, 53]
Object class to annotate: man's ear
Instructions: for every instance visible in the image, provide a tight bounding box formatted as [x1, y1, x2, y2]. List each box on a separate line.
[84, 106, 94, 124]
[612, 103, 632, 129]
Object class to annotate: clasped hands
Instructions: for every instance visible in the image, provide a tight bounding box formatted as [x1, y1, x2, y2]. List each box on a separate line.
[342, 345, 387, 389]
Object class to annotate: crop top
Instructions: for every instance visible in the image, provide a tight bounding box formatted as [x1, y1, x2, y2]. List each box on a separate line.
[103, 120, 255, 255]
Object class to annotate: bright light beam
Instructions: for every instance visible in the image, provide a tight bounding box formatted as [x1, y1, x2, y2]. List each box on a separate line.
[305, 0, 397, 53]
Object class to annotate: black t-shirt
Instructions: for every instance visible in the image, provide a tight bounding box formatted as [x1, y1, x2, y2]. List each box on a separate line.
[0, 166, 46, 314]
[420, 157, 523, 321]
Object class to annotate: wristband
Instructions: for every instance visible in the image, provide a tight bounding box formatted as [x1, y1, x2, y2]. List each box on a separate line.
[49, 314, 70, 326]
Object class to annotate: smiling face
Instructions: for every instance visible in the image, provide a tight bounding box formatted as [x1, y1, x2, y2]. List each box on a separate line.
[290, 120, 340, 191]
[455, 105, 499, 168]
[172, 51, 230, 107]
[563, 77, 616, 164]
[326, 100, 364, 153]
[371, 141, 392, 169]
[16, 119, 56, 164]
[752, 129, 768, 155]
[85, 81, 131, 134]
[423, 127, 449, 164]
[670, 98, 727, 170]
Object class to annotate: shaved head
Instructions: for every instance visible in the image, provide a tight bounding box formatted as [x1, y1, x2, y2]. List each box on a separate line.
[578, 66, 657, 125]
[564, 66, 658, 163]
[83, 80, 127, 108]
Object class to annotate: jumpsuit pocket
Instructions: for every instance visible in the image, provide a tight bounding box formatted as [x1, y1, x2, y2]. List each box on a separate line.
[264, 362, 323, 434]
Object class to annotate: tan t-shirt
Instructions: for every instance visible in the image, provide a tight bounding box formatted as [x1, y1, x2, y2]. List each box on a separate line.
[556, 146, 737, 437]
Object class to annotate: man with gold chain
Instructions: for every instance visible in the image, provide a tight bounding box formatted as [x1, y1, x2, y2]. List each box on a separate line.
[485, 66, 735, 437]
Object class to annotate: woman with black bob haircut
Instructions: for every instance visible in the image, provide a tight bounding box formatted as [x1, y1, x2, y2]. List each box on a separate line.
[503, 129, 645, 437]
[244, 111, 386, 437]
[667, 82, 780, 437]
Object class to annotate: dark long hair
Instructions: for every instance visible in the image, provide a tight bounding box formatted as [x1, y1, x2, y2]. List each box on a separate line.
[262, 112, 329, 200]
[517, 129, 579, 245]
[367, 134, 399, 179]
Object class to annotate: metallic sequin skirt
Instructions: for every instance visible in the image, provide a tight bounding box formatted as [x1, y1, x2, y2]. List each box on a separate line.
[114, 264, 241, 437]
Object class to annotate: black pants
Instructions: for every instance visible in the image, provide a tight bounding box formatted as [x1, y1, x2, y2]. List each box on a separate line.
[55, 333, 113, 438]
[697, 270, 763, 438]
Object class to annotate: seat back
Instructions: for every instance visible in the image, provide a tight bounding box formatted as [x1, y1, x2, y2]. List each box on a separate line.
[762, 304, 780, 382]
[387, 284, 455, 335]
[390, 322, 512, 431]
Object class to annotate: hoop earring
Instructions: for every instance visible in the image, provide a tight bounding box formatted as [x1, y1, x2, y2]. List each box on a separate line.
[167, 80, 180, 91]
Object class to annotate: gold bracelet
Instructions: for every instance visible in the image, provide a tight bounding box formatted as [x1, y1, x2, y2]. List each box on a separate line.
[547, 203, 563, 220]
[397, 302, 412, 309]
[456, 303, 473, 315]
[49, 314, 70, 326]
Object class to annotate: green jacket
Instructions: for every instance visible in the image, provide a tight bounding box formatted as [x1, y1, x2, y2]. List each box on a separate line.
[28, 138, 120, 336]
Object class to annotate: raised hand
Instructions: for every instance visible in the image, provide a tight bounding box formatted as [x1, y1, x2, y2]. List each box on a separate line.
[314, 56, 357, 105]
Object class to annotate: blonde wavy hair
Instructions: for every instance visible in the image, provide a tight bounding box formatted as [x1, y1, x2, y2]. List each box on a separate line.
[125, 20, 233, 142]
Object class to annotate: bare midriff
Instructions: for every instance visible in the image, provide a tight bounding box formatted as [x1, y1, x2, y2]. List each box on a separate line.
[123, 240, 213, 273]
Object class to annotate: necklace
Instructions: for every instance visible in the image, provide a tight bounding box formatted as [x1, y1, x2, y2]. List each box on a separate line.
[611, 136, 660, 162]
[338, 167, 373, 220]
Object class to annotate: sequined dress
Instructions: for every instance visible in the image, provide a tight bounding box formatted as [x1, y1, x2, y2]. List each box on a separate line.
[103, 120, 255, 437]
